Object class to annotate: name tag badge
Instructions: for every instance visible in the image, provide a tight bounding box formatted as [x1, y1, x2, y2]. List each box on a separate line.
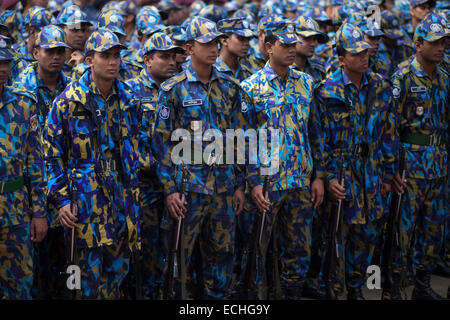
[258, 92, 274, 99]
[183, 99, 203, 107]
[410, 86, 427, 93]
[141, 97, 154, 103]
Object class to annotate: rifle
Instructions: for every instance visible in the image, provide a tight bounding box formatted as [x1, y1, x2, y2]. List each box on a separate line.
[244, 171, 272, 300]
[163, 164, 188, 300]
[323, 153, 346, 300]
[381, 146, 407, 300]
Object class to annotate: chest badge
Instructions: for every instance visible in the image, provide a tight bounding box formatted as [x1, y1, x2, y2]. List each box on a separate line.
[416, 106, 424, 116]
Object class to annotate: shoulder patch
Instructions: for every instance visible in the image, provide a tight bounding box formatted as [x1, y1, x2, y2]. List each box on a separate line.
[30, 114, 39, 131]
[161, 72, 187, 91]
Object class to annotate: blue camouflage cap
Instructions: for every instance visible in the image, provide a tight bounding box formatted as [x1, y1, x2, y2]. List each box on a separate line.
[381, 9, 405, 39]
[265, 21, 300, 44]
[336, 23, 372, 53]
[163, 25, 187, 42]
[97, 10, 126, 36]
[217, 18, 255, 37]
[281, 0, 299, 12]
[158, 0, 183, 12]
[185, 17, 224, 43]
[84, 28, 127, 55]
[27, 7, 56, 29]
[101, 1, 122, 13]
[56, 5, 93, 27]
[232, 8, 255, 22]
[258, 14, 284, 32]
[35, 25, 71, 49]
[411, 0, 435, 8]
[0, 35, 14, 61]
[359, 18, 385, 37]
[304, 7, 331, 22]
[143, 32, 184, 55]
[136, 6, 164, 35]
[295, 16, 329, 43]
[48, 0, 63, 15]
[224, 2, 241, 13]
[189, 0, 206, 17]
[414, 12, 449, 41]
[119, 0, 139, 16]
[199, 4, 227, 23]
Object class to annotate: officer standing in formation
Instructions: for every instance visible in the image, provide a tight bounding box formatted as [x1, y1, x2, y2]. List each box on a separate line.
[0, 0, 448, 301]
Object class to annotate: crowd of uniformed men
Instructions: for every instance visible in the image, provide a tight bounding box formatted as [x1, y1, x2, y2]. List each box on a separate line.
[0, 0, 448, 300]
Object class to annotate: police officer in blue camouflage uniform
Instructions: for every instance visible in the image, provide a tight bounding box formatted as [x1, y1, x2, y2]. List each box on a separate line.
[152, 17, 246, 299]
[215, 17, 255, 82]
[404, 0, 435, 41]
[127, 32, 184, 300]
[391, 12, 449, 300]
[293, 15, 329, 84]
[14, 24, 72, 299]
[241, 20, 325, 300]
[45, 29, 141, 299]
[12, 7, 54, 68]
[56, 4, 93, 76]
[314, 23, 398, 300]
[0, 35, 46, 300]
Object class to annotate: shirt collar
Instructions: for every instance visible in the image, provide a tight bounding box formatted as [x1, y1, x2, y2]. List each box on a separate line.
[342, 69, 369, 89]
[141, 68, 158, 89]
[185, 60, 220, 83]
[263, 61, 300, 82]
[88, 72, 118, 99]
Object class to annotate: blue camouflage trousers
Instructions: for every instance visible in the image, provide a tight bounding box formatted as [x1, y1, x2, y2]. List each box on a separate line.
[393, 177, 446, 274]
[246, 187, 313, 295]
[160, 191, 236, 299]
[318, 198, 381, 291]
[139, 189, 164, 298]
[77, 229, 131, 299]
[0, 222, 33, 299]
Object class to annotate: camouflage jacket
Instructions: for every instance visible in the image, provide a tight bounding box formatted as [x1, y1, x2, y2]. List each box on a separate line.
[0, 86, 45, 228]
[45, 69, 141, 250]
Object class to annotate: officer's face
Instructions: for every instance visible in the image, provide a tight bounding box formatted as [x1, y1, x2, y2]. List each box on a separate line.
[416, 37, 446, 63]
[144, 50, 178, 82]
[168, 8, 186, 26]
[174, 41, 188, 66]
[186, 39, 220, 66]
[0, 60, 12, 85]
[64, 25, 88, 51]
[339, 49, 369, 74]
[381, 0, 395, 10]
[86, 47, 121, 81]
[410, 3, 432, 21]
[266, 40, 297, 67]
[364, 34, 382, 55]
[296, 35, 319, 58]
[221, 34, 251, 58]
[33, 47, 67, 73]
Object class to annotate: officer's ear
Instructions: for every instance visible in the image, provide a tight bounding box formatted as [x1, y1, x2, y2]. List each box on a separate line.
[85, 51, 95, 67]
[185, 41, 195, 56]
[143, 51, 154, 68]
[33, 47, 40, 61]
[414, 38, 424, 52]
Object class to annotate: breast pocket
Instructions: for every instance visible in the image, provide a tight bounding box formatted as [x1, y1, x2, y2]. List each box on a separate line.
[2, 122, 27, 157]
[181, 104, 204, 132]
[256, 97, 282, 128]
[70, 117, 97, 159]
[326, 103, 352, 144]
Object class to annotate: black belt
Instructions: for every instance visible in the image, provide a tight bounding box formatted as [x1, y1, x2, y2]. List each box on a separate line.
[0, 176, 24, 194]
[400, 133, 446, 147]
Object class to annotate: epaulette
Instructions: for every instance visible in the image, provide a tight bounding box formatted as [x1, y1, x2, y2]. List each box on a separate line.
[309, 58, 325, 73]
[392, 62, 411, 81]
[10, 86, 37, 103]
[160, 72, 187, 91]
